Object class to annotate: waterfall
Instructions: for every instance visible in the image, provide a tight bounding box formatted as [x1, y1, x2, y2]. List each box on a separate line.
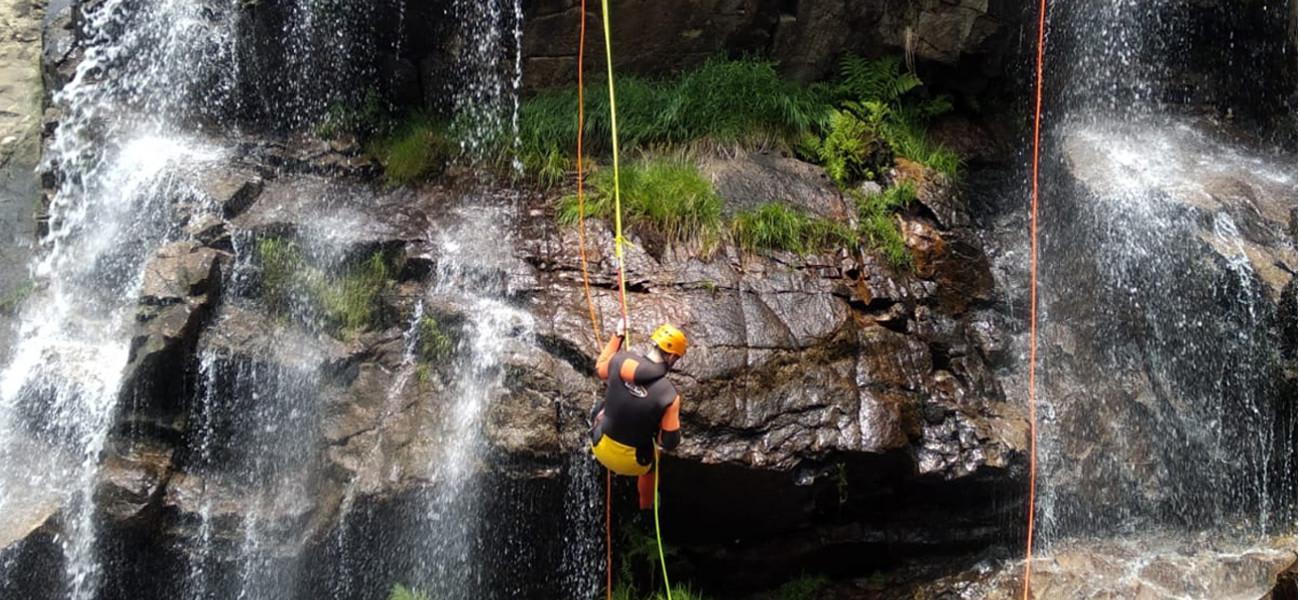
[1033, 0, 1297, 550]
[0, 0, 234, 589]
[450, 0, 525, 166]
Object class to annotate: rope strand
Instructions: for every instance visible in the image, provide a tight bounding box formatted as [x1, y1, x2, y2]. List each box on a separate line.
[1022, 0, 1048, 598]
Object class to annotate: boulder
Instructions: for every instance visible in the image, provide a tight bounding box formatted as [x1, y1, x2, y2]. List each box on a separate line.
[120, 241, 225, 417]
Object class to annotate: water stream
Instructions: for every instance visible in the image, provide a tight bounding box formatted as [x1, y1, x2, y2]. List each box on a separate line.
[1032, 0, 1296, 551]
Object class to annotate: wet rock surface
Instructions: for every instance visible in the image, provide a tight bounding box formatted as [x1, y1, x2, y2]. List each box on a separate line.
[518, 0, 1017, 93]
[881, 534, 1298, 600]
[0, 0, 43, 365]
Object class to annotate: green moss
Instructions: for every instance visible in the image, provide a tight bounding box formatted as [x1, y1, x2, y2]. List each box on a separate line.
[775, 574, 830, 600]
[387, 584, 430, 600]
[254, 238, 397, 338]
[558, 158, 723, 249]
[731, 202, 855, 255]
[0, 279, 34, 315]
[315, 251, 393, 336]
[417, 315, 455, 362]
[368, 114, 454, 186]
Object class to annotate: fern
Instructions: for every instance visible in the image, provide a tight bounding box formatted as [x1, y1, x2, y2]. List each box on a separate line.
[835, 55, 921, 104]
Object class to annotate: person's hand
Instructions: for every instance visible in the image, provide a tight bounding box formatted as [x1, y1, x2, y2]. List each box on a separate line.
[615, 316, 629, 338]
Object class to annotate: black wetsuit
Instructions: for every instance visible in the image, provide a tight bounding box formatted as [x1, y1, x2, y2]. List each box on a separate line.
[590, 335, 682, 467]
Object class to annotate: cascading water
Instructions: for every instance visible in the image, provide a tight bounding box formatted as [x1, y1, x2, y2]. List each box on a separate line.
[1032, 0, 1297, 552]
[0, 0, 238, 595]
[450, 0, 525, 167]
[400, 205, 538, 598]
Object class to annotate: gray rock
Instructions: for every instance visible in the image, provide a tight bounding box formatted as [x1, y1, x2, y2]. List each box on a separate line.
[200, 168, 263, 219]
[699, 151, 847, 219]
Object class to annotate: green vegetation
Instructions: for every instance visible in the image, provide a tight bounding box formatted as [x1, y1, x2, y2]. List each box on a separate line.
[797, 108, 885, 187]
[775, 574, 830, 600]
[317, 251, 393, 334]
[651, 584, 712, 600]
[0, 279, 35, 315]
[556, 159, 914, 266]
[521, 58, 826, 180]
[417, 315, 455, 362]
[731, 202, 854, 255]
[256, 237, 306, 313]
[558, 158, 724, 249]
[314, 55, 956, 193]
[798, 56, 959, 186]
[317, 91, 388, 140]
[853, 183, 915, 269]
[254, 238, 399, 338]
[366, 114, 454, 186]
[387, 584, 430, 600]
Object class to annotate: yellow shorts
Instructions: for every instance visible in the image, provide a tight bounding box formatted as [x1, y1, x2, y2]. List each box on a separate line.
[591, 434, 651, 476]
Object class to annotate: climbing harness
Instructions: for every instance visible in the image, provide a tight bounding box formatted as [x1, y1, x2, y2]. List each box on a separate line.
[573, 0, 672, 598]
[1022, 1, 1048, 599]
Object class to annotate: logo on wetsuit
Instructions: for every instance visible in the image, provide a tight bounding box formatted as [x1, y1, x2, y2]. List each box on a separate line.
[624, 381, 648, 398]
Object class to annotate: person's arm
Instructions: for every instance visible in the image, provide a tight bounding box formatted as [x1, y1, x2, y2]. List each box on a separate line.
[616, 355, 669, 385]
[595, 333, 622, 380]
[658, 396, 681, 451]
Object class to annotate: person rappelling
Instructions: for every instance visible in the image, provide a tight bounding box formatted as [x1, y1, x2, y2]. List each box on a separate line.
[589, 318, 687, 509]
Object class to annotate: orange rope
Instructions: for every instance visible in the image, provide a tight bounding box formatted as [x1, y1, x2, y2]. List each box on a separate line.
[1021, 0, 1047, 598]
[575, 0, 601, 350]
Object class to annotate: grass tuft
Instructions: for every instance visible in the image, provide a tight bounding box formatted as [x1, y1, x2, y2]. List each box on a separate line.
[520, 58, 830, 179]
[387, 583, 430, 600]
[368, 114, 453, 186]
[417, 315, 455, 362]
[316, 251, 393, 335]
[254, 238, 398, 338]
[774, 574, 830, 600]
[731, 203, 854, 255]
[558, 158, 723, 249]
[853, 183, 916, 269]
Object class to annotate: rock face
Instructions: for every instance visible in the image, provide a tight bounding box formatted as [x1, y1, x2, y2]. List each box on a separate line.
[1031, 117, 1298, 537]
[518, 0, 1016, 91]
[0, 0, 43, 363]
[885, 534, 1298, 600]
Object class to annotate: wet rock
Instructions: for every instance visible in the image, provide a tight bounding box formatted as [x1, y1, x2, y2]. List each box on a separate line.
[891, 535, 1298, 600]
[1061, 117, 1296, 301]
[200, 168, 263, 219]
[120, 241, 224, 417]
[138, 241, 222, 305]
[518, 0, 1013, 90]
[199, 304, 358, 377]
[0, 0, 44, 365]
[96, 440, 174, 522]
[699, 151, 847, 219]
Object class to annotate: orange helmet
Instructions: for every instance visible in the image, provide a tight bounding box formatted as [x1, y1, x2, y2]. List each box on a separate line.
[650, 323, 688, 357]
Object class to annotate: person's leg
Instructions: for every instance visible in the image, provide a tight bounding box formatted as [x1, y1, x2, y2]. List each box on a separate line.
[637, 469, 655, 510]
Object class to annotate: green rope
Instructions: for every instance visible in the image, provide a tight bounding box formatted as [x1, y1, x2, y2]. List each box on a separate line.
[653, 449, 672, 599]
